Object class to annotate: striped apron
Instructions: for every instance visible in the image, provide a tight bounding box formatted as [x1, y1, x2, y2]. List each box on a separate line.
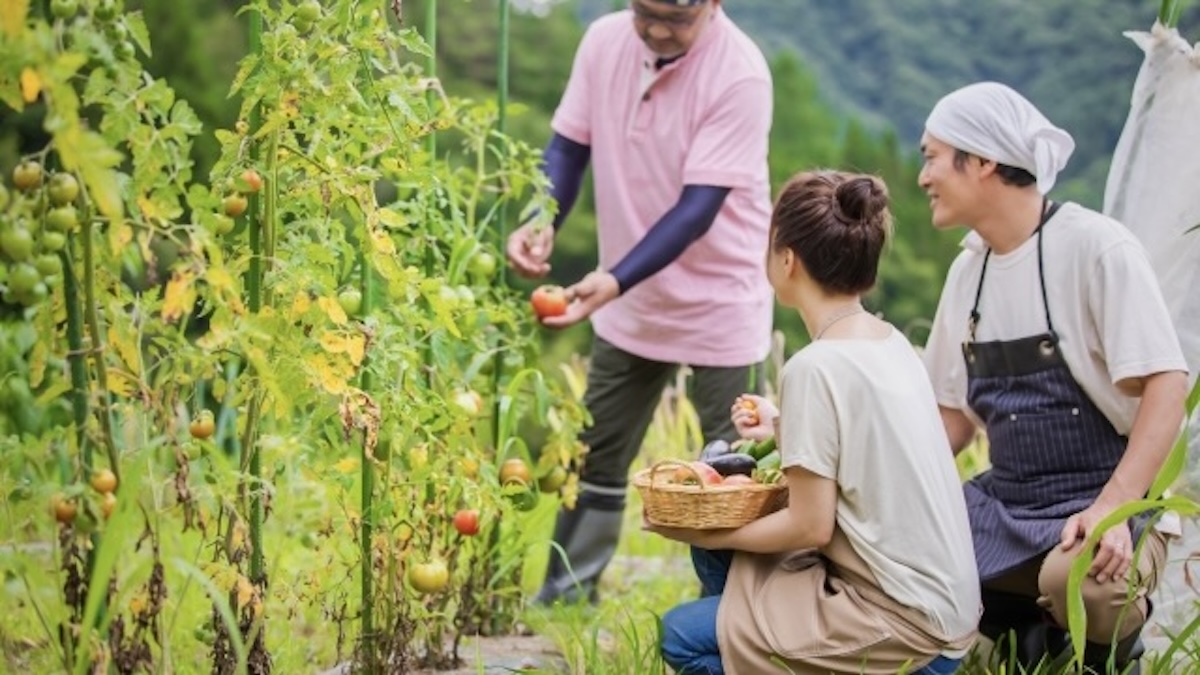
[961, 200, 1147, 580]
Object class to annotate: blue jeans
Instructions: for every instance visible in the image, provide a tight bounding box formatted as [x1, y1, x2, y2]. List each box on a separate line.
[660, 548, 963, 675]
[660, 548, 732, 675]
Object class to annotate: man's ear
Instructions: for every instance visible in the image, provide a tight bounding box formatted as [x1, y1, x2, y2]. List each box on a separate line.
[976, 157, 999, 178]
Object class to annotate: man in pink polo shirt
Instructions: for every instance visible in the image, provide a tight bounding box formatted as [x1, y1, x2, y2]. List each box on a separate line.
[506, 0, 774, 604]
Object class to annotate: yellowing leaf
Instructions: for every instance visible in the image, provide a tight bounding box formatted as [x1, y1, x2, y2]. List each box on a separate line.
[334, 457, 359, 475]
[107, 370, 136, 398]
[108, 324, 142, 376]
[308, 354, 348, 395]
[377, 208, 406, 229]
[291, 291, 312, 318]
[235, 576, 254, 609]
[0, 0, 28, 39]
[319, 332, 349, 355]
[370, 228, 396, 256]
[19, 68, 40, 103]
[136, 194, 164, 221]
[27, 337, 46, 388]
[345, 335, 365, 366]
[162, 270, 196, 323]
[318, 296, 348, 326]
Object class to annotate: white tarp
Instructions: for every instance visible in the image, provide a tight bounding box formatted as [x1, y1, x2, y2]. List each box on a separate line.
[1103, 21, 1200, 497]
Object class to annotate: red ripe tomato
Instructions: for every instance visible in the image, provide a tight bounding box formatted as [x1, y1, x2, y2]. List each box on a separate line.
[530, 285, 568, 320]
[453, 509, 480, 536]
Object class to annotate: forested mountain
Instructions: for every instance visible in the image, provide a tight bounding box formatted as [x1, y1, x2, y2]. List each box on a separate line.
[581, 0, 1200, 207]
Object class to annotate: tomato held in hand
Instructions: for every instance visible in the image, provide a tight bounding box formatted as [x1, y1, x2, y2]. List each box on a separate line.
[530, 285, 568, 320]
[453, 509, 480, 536]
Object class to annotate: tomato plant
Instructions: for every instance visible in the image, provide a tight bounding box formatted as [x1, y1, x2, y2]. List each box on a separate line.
[0, 1, 590, 672]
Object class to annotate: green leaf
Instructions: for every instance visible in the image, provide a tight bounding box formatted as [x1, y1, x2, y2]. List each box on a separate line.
[124, 11, 152, 57]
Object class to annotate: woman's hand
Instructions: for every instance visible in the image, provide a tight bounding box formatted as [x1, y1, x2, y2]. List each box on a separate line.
[731, 394, 777, 441]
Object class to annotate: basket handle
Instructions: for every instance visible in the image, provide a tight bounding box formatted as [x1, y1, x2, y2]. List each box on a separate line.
[647, 459, 710, 491]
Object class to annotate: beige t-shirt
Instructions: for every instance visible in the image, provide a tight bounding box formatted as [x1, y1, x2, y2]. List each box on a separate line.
[779, 328, 980, 638]
[923, 203, 1188, 434]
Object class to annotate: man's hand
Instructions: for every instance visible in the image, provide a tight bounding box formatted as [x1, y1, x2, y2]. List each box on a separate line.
[731, 394, 778, 441]
[541, 270, 620, 329]
[506, 222, 554, 278]
[1059, 501, 1134, 584]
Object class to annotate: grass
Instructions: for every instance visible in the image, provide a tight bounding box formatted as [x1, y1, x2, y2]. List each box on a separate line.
[3, 360, 1197, 674]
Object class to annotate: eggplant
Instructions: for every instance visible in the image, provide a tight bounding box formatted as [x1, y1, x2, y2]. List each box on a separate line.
[698, 439, 732, 462]
[704, 452, 757, 477]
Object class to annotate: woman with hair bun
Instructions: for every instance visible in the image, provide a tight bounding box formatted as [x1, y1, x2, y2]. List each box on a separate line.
[649, 171, 980, 675]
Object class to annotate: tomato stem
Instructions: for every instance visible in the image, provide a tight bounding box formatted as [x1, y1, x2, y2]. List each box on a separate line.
[80, 214, 119, 481]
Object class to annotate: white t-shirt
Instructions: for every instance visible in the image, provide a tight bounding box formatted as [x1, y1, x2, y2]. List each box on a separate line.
[923, 203, 1188, 435]
[779, 328, 981, 638]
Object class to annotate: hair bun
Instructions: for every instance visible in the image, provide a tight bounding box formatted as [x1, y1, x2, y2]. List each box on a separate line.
[833, 176, 889, 224]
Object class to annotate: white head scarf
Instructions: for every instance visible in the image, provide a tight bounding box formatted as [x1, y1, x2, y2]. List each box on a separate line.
[925, 82, 1076, 194]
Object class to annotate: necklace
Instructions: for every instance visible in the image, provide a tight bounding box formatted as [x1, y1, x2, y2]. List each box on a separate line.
[813, 305, 865, 340]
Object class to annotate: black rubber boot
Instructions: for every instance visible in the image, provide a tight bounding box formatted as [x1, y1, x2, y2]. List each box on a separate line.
[532, 497, 624, 606]
[980, 589, 1071, 670]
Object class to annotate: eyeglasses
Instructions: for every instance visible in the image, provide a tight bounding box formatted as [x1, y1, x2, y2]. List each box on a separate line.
[630, 2, 705, 30]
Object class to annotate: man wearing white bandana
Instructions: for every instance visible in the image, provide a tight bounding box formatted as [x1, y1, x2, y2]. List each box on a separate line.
[920, 82, 1190, 671]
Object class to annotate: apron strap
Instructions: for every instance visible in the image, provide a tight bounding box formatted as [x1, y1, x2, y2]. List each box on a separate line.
[968, 198, 1062, 341]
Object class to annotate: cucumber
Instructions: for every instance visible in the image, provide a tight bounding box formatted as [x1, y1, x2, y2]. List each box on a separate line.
[703, 452, 757, 477]
[756, 450, 781, 471]
[746, 436, 777, 461]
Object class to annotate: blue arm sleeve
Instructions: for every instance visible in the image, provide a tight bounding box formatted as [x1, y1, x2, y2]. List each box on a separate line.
[541, 133, 591, 231]
[609, 185, 732, 294]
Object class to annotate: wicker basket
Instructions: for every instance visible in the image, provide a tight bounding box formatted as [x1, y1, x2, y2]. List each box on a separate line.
[633, 459, 787, 530]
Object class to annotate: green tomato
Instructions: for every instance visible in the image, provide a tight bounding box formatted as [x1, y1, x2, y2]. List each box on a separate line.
[211, 214, 235, 236]
[50, 0, 78, 19]
[41, 231, 67, 252]
[47, 174, 79, 206]
[34, 254, 61, 277]
[114, 41, 136, 61]
[1, 227, 35, 261]
[46, 205, 79, 233]
[468, 251, 498, 280]
[296, 0, 322, 23]
[12, 161, 43, 192]
[337, 288, 363, 316]
[94, 0, 119, 22]
[7, 264, 40, 296]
